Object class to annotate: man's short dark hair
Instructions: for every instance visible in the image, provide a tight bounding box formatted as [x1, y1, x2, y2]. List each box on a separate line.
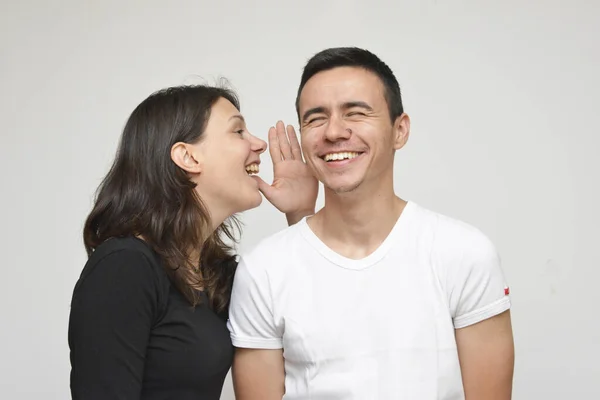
[295, 47, 404, 123]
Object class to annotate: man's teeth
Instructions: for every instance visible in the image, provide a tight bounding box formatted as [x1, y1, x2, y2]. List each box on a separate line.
[245, 164, 259, 175]
[323, 152, 360, 162]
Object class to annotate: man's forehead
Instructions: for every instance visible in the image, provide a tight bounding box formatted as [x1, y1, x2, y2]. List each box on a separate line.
[299, 69, 385, 109]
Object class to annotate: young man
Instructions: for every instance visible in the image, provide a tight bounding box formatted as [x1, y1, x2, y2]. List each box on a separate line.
[227, 47, 514, 399]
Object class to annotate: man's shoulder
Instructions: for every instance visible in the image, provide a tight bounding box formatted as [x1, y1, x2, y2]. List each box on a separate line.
[232, 221, 307, 287]
[411, 202, 497, 258]
[241, 221, 306, 262]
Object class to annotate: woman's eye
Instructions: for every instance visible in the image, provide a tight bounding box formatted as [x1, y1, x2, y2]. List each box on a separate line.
[235, 129, 244, 135]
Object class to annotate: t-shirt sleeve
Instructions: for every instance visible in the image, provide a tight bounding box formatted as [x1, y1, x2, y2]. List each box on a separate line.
[227, 255, 283, 349]
[68, 249, 162, 400]
[438, 225, 511, 329]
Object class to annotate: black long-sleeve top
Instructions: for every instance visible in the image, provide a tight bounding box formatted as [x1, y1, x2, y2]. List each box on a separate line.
[68, 236, 233, 399]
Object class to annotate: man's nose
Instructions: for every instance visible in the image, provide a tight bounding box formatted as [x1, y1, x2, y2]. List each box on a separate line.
[324, 116, 351, 142]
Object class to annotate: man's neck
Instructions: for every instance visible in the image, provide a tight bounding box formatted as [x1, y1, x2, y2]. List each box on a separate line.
[307, 181, 407, 260]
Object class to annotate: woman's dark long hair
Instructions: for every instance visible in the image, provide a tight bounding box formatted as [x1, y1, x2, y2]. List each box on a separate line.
[83, 84, 241, 312]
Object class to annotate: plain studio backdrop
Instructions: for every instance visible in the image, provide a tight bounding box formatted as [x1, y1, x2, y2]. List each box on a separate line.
[1, 0, 598, 398]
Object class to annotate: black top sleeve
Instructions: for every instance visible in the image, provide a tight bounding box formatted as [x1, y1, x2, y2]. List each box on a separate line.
[68, 248, 163, 400]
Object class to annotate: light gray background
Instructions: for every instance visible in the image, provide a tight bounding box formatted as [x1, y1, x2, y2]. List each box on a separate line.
[1, 0, 598, 398]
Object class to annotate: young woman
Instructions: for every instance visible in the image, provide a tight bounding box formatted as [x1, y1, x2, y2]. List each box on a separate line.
[68, 84, 318, 399]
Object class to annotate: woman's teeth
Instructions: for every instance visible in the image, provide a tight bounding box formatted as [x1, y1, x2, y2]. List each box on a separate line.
[245, 163, 259, 175]
[323, 152, 360, 162]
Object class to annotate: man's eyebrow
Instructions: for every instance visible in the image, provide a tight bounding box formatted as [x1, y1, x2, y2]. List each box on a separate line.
[342, 101, 373, 111]
[301, 107, 326, 123]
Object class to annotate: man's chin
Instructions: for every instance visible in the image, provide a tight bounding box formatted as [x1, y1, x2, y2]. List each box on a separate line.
[323, 180, 362, 195]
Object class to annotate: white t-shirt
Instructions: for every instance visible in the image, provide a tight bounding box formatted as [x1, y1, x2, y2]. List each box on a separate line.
[227, 201, 511, 399]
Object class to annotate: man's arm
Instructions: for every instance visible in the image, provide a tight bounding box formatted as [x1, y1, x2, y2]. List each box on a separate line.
[433, 222, 514, 398]
[232, 348, 285, 400]
[285, 209, 314, 226]
[456, 310, 514, 400]
[227, 253, 286, 399]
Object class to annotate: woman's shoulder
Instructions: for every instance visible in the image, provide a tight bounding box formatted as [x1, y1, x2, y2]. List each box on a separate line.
[70, 236, 171, 333]
[76, 236, 169, 294]
[92, 236, 161, 267]
[93, 235, 156, 258]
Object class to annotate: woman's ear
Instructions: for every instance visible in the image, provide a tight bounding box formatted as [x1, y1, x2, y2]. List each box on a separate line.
[171, 142, 203, 174]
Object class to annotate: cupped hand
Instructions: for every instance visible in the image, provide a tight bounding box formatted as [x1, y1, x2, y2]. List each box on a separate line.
[252, 120, 318, 217]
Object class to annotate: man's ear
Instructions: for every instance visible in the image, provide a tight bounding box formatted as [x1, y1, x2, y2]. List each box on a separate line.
[171, 142, 203, 174]
[392, 113, 410, 150]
